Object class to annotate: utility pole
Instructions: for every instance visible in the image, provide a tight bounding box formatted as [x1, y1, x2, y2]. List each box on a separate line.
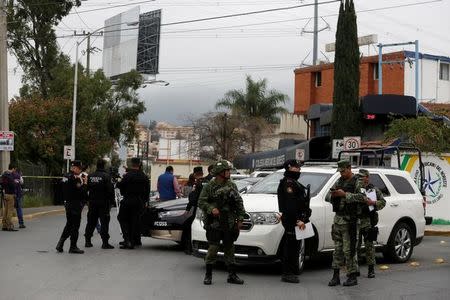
[301, 0, 330, 65]
[86, 34, 90, 76]
[0, 0, 10, 172]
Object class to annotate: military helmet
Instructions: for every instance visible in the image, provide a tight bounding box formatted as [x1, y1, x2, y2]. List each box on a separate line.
[212, 160, 233, 176]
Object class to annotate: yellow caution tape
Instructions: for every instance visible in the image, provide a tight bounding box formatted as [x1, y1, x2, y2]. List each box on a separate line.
[22, 176, 63, 179]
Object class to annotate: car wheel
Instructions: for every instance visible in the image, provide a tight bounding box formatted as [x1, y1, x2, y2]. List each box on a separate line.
[298, 239, 306, 274]
[384, 222, 414, 263]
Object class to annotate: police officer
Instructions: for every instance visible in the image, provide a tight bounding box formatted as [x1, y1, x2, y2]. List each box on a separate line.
[356, 169, 386, 278]
[326, 160, 365, 286]
[117, 158, 150, 249]
[198, 160, 245, 285]
[277, 159, 311, 283]
[183, 166, 204, 254]
[84, 159, 115, 249]
[56, 160, 88, 254]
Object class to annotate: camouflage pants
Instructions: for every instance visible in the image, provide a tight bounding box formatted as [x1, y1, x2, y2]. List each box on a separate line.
[205, 242, 235, 266]
[331, 223, 358, 275]
[358, 219, 376, 266]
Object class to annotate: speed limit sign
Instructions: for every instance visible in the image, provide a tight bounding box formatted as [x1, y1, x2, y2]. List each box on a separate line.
[343, 136, 361, 151]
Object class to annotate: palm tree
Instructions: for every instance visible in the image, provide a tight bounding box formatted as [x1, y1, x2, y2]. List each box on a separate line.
[216, 75, 289, 152]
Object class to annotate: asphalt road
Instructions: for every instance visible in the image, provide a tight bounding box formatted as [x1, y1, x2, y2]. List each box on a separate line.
[0, 212, 449, 300]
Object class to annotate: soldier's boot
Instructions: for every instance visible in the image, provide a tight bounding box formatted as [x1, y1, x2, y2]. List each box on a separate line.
[343, 273, 358, 286]
[85, 237, 93, 248]
[368, 265, 375, 278]
[69, 242, 85, 254]
[227, 265, 244, 285]
[55, 238, 66, 253]
[203, 264, 213, 285]
[328, 269, 341, 286]
[101, 239, 114, 249]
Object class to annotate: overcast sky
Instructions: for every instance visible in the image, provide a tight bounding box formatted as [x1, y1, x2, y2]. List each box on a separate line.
[6, 0, 450, 125]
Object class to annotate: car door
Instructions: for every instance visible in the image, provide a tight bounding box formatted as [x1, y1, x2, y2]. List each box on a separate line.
[321, 173, 341, 250]
[368, 173, 393, 245]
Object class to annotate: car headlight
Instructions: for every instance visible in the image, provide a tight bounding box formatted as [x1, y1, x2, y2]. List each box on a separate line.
[249, 212, 280, 225]
[158, 210, 185, 218]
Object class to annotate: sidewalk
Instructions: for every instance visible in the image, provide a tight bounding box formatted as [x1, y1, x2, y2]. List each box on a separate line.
[425, 224, 450, 237]
[0, 205, 65, 224]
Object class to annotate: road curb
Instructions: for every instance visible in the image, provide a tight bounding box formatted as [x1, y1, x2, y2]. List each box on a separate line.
[0, 209, 65, 223]
[424, 230, 450, 237]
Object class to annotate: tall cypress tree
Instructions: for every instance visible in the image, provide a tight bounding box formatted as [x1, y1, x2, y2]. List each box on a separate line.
[331, 0, 361, 139]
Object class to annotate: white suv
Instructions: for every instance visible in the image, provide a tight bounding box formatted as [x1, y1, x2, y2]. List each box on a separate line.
[191, 166, 426, 272]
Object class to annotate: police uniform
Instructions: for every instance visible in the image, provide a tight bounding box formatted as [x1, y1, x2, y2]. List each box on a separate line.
[84, 160, 115, 249]
[198, 160, 245, 285]
[277, 159, 311, 283]
[356, 169, 386, 278]
[325, 160, 366, 286]
[56, 160, 88, 254]
[117, 158, 150, 249]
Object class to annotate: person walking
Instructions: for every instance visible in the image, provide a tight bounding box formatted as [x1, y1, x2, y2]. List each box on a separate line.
[157, 166, 181, 201]
[356, 169, 386, 278]
[277, 159, 311, 283]
[326, 160, 365, 286]
[117, 158, 150, 249]
[56, 160, 88, 254]
[198, 160, 245, 285]
[1, 164, 18, 231]
[84, 159, 115, 250]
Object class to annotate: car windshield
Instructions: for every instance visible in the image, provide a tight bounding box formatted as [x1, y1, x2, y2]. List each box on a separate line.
[248, 171, 332, 197]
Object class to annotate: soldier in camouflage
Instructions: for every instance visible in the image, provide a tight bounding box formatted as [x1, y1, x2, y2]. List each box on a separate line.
[356, 169, 386, 278]
[325, 160, 366, 287]
[198, 160, 246, 285]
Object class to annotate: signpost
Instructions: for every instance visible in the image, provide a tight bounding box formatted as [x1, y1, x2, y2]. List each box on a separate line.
[332, 139, 344, 159]
[343, 136, 361, 151]
[64, 145, 74, 172]
[0, 131, 14, 151]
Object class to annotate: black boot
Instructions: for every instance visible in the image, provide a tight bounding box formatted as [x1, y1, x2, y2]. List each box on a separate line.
[119, 240, 134, 249]
[343, 273, 358, 286]
[56, 238, 65, 253]
[368, 265, 375, 278]
[102, 240, 114, 249]
[328, 269, 341, 286]
[227, 265, 244, 285]
[203, 264, 213, 285]
[85, 237, 93, 248]
[69, 244, 85, 254]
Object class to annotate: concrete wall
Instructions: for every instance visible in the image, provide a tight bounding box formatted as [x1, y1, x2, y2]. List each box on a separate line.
[405, 58, 450, 103]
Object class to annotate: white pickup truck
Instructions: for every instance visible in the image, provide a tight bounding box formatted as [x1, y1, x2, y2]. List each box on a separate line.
[192, 166, 426, 272]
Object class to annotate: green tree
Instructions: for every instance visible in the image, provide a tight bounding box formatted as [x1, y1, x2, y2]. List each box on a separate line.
[385, 117, 450, 153]
[331, 0, 361, 139]
[6, 0, 81, 98]
[216, 75, 289, 152]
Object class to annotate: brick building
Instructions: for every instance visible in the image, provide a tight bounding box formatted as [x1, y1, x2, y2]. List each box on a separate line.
[294, 51, 450, 139]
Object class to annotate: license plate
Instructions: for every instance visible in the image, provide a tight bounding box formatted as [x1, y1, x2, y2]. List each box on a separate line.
[154, 221, 168, 227]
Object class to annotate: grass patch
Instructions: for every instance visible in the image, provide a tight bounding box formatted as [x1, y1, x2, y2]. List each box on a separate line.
[22, 195, 53, 208]
[432, 218, 450, 225]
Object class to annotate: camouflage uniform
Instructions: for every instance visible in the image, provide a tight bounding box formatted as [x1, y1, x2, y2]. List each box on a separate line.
[356, 170, 386, 269]
[198, 178, 245, 265]
[325, 161, 366, 286]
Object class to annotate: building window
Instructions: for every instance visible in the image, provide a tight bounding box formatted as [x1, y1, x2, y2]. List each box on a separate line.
[373, 63, 379, 80]
[440, 63, 449, 81]
[315, 72, 322, 87]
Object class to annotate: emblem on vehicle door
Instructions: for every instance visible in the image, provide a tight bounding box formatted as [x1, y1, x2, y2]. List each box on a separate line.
[414, 162, 447, 204]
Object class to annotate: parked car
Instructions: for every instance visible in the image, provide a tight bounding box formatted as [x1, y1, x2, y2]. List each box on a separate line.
[234, 177, 264, 193]
[191, 166, 427, 273]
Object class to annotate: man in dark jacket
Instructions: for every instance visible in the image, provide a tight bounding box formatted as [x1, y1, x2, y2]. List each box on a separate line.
[117, 158, 150, 249]
[84, 159, 115, 249]
[183, 166, 204, 254]
[1, 163, 18, 231]
[56, 160, 88, 254]
[277, 159, 311, 283]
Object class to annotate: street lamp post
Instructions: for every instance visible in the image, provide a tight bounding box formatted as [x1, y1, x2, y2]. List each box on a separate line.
[70, 21, 139, 163]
